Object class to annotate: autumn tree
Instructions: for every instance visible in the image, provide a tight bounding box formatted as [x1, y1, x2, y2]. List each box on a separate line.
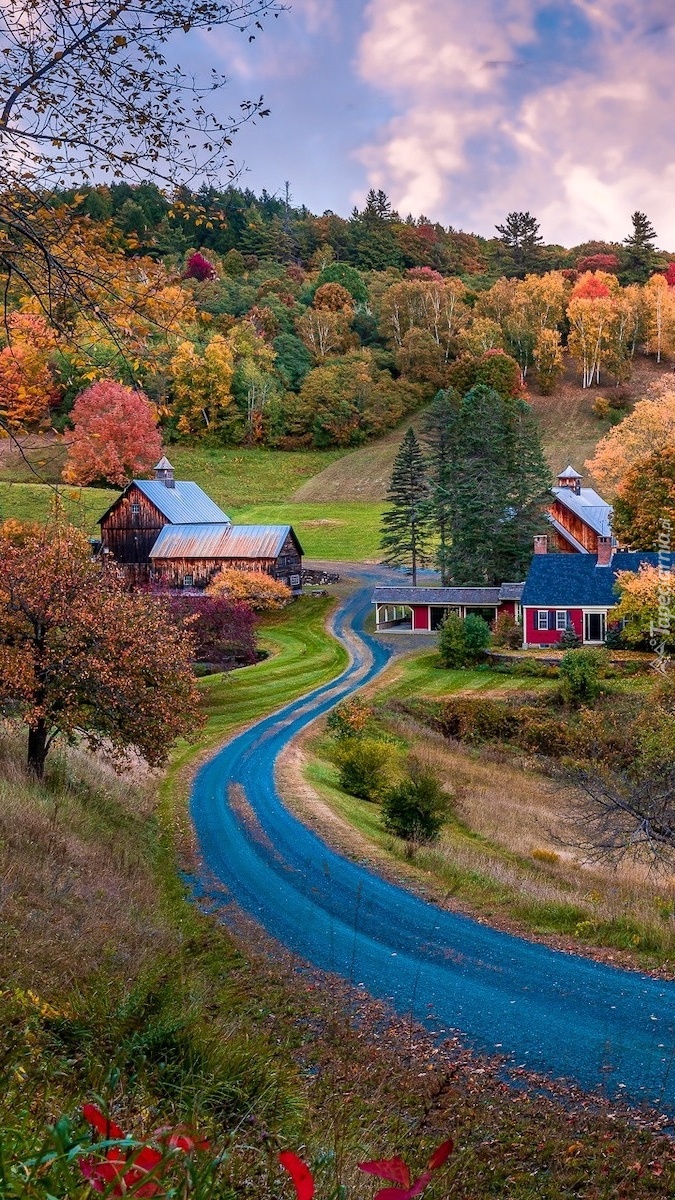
[62, 381, 162, 486]
[170, 334, 237, 437]
[296, 306, 354, 361]
[567, 271, 620, 388]
[612, 564, 675, 650]
[313, 283, 354, 312]
[643, 273, 675, 363]
[586, 381, 675, 493]
[0, 313, 60, 430]
[183, 252, 217, 282]
[207, 568, 292, 610]
[612, 447, 675, 549]
[0, 520, 201, 776]
[533, 328, 564, 394]
[380, 428, 432, 585]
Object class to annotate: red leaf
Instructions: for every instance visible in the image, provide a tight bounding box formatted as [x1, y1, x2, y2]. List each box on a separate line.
[79, 1157, 125, 1195]
[373, 1190, 414, 1200]
[428, 1139, 454, 1171]
[82, 1104, 125, 1141]
[408, 1170, 432, 1197]
[132, 1146, 163, 1172]
[279, 1151, 315, 1200]
[358, 1157, 411, 1187]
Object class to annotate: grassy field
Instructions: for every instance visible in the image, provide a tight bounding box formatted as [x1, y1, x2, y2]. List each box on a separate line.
[0, 480, 117, 530]
[230, 500, 384, 561]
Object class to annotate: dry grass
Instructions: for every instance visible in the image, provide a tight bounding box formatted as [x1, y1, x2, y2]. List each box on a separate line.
[0, 723, 174, 996]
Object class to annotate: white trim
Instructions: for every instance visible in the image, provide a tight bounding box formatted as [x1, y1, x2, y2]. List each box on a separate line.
[537, 609, 549, 630]
[556, 609, 568, 631]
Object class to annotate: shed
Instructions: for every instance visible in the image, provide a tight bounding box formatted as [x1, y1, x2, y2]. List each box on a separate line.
[371, 583, 523, 633]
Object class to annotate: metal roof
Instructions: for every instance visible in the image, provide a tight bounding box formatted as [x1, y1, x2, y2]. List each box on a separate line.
[551, 485, 613, 537]
[133, 479, 230, 525]
[154, 455, 173, 470]
[546, 514, 589, 553]
[372, 586, 504, 606]
[521, 551, 664, 607]
[150, 523, 301, 560]
[558, 465, 582, 479]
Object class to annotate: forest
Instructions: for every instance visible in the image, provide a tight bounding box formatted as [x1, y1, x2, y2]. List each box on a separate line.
[3, 188, 675, 483]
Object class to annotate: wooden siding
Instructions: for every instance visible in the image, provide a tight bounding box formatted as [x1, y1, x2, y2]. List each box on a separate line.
[550, 499, 599, 553]
[100, 485, 167, 564]
[151, 541, 302, 591]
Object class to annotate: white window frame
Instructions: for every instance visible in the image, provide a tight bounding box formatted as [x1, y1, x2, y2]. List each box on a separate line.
[131, 502, 140, 516]
[556, 610, 568, 631]
[537, 610, 549, 631]
[183, 574, 193, 589]
[583, 610, 606, 644]
[290, 574, 300, 587]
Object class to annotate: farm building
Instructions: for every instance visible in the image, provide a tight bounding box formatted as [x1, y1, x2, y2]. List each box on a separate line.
[547, 465, 614, 554]
[521, 541, 663, 647]
[98, 457, 303, 590]
[372, 583, 523, 633]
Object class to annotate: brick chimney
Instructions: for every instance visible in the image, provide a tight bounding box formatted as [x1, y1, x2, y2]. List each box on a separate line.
[154, 455, 175, 488]
[534, 535, 548, 555]
[596, 535, 613, 566]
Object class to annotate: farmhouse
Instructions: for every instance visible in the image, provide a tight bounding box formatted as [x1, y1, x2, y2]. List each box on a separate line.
[521, 540, 661, 647]
[372, 583, 523, 633]
[547, 465, 614, 554]
[98, 457, 303, 590]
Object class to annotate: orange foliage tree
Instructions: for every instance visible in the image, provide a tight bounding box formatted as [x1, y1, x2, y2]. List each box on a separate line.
[0, 312, 60, 430]
[207, 567, 292, 610]
[586, 381, 675, 493]
[62, 381, 163, 486]
[613, 446, 675, 549]
[0, 520, 201, 776]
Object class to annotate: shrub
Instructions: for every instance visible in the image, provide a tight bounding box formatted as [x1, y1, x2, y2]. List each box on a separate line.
[559, 649, 604, 705]
[492, 611, 523, 649]
[382, 761, 451, 842]
[559, 625, 583, 649]
[436, 696, 520, 743]
[438, 613, 491, 668]
[327, 696, 373, 739]
[166, 594, 257, 667]
[334, 737, 393, 801]
[207, 568, 292, 611]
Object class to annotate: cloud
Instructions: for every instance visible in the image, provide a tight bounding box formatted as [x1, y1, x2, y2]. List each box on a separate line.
[355, 0, 675, 246]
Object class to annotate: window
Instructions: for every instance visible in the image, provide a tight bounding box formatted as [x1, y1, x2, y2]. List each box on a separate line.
[290, 574, 300, 587]
[183, 575, 193, 589]
[131, 502, 140, 517]
[537, 610, 549, 631]
[556, 610, 568, 631]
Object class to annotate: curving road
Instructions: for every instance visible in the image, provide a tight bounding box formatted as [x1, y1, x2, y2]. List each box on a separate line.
[190, 574, 675, 1116]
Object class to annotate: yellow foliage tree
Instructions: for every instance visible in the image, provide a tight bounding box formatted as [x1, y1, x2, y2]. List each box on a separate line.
[207, 567, 292, 610]
[643, 273, 675, 363]
[170, 334, 237, 437]
[586, 380, 675, 493]
[533, 328, 564, 394]
[612, 564, 675, 649]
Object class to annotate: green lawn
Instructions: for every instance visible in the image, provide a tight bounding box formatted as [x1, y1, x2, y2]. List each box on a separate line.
[373, 649, 555, 700]
[0, 480, 117, 531]
[168, 444, 348, 507]
[230, 501, 384, 561]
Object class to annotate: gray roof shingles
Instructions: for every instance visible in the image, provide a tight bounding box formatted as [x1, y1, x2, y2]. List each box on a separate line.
[521, 551, 665, 607]
[371, 585, 521, 605]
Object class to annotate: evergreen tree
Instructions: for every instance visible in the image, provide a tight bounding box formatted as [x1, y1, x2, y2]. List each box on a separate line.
[444, 385, 550, 584]
[380, 428, 432, 585]
[423, 389, 460, 584]
[495, 211, 543, 275]
[622, 211, 658, 283]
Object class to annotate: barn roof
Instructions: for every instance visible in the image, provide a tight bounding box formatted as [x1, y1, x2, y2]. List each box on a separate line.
[98, 479, 230, 526]
[551, 485, 613, 537]
[149, 523, 303, 560]
[521, 551, 664, 607]
[371, 585, 516, 606]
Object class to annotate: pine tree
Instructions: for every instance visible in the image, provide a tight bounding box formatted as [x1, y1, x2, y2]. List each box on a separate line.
[495, 212, 543, 275]
[423, 390, 460, 584]
[622, 211, 658, 284]
[380, 428, 432, 585]
[446, 385, 550, 584]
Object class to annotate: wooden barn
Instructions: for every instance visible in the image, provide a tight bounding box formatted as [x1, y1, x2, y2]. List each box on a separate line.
[98, 457, 303, 591]
[547, 466, 614, 554]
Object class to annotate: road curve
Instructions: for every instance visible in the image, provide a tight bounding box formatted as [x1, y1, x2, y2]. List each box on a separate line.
[190, 575, 675, 1116]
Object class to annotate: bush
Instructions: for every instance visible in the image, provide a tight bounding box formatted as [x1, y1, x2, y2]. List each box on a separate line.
[382, 761, 451, 842]
[327, 696, 373, 739]
[165, 594, 257, 667]
[435, 696, 521, 743]
[492, 611, 523, 649]
[438, 613, 491, 668]
[334, 737, 393, 801]
[559, 649, 604, 705]
[207, 568, 292, 611]
[559, 625, 583, 649]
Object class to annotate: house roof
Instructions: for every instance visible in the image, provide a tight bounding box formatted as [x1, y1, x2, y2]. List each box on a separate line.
[371, 584, 523, 606]
[98, 479, 231, 526]
[521, 551, 664, 607]
[149, 523, 302, 561]
[551, 485, 613, 537]
[558, 465, 582, 480]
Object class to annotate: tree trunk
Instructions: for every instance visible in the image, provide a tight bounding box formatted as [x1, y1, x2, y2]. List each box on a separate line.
[27, 719, 48, 779]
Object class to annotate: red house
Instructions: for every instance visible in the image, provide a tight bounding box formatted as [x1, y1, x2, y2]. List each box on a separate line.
[371, 584, 523, 633]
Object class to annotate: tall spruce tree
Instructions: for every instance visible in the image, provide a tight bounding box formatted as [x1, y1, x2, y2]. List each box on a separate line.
[622, 211, 658, 284]
[380, 427, 432, 585]
[442, 385, 550, 584]
[423, 389, 460, 584]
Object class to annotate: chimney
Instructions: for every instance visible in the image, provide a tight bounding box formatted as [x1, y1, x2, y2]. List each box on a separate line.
[534, 535, 548, 555]
[154, 455, 175, 488]
[557, 465, 582, 496]
[596, 536, 613, 567]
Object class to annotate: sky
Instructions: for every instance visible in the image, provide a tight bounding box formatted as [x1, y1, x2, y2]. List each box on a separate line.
[195, 0, 675, 248]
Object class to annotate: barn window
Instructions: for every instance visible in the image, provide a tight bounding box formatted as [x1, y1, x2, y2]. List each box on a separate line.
[290, 574, 300, 587]
[131, 502, 140, 517]
[556, 610, 568, 631]
[183, 575, 193, 588]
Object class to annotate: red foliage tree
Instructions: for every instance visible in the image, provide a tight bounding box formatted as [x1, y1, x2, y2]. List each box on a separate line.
[165, 594, 258, 668]
[63, 381, 163, 486]
[183, 251, 217, 281]
[575, 253, 620, 274]
[665, 262, 675, 287]
[571, 274, 611, 300]
[406, 266, 444, 283]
